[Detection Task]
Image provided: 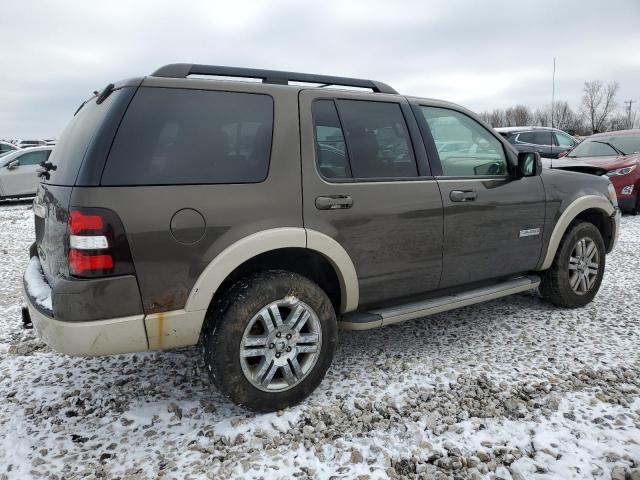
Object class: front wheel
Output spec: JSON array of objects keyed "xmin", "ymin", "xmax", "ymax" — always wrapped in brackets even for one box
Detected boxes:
[
  {"xmin": 540, "ymin": 221, "xmax": 606, "ymax": 308},
  {"xmin": 202, "ymin": 270, "xmax": 337, "ymax": 412}
]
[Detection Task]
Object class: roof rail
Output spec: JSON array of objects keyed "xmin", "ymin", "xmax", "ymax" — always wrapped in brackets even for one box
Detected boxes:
[{"xmin": 151, "ymin": 63, "xmax": 398, "ymax": 95}]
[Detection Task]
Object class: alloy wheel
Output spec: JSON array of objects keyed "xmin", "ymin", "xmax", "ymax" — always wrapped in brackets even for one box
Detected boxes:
[
  {"xmin": 568, "ymin": 237, "xmax": 599, "ymax": 295},
  {"xmin": 239, "ymin": 297, "xmax": 322, "ymax": 392}
]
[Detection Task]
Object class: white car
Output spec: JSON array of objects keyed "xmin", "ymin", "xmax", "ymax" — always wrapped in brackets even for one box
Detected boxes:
[
  {"xmin": 0, "ymin": 146, "xmax": 53, "ymax": 200},
  {"xmin": 0, "ymin": 141, "xmax": 19, "ymax": 156}
]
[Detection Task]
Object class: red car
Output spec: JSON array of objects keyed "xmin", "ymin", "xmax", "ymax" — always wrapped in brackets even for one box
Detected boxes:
[{"xmin": 559, "ymin": 129, "xmax": 640, "ymax": 214}]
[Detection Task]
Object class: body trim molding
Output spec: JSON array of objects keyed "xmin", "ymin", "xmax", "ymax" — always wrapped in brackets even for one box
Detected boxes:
[
  {"xmin": 538, "ymin": 195, "xmax": 614, "ymax": 270},
  {"xmin": 306, "ymin": 229, "xmax": 359, "ymax": 313},
  {"xmin": 185, "ymin": 227, "xmax": 359, "ymax": 314}
]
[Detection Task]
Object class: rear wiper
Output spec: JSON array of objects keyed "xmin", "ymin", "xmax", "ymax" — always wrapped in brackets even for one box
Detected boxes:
[
  {"xmin": 96, "ymin": 83, "xmax": 115, "ymax": 104},
  {"xmin": 73, "ymin": 83, "xmax": 114, "ymax": 116},
  {"xmin": 592, "ymin": 140, "xmax": 626, "ymax": 156}
]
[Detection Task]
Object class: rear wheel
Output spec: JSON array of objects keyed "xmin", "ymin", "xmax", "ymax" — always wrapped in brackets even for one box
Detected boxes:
[
  {"xmin": 202, "ymin": 270, "xmax": 337, "ymax": 412},
  {"xmin": 540, "ymin": 221, "xmax": 605, "ymax": 308}
]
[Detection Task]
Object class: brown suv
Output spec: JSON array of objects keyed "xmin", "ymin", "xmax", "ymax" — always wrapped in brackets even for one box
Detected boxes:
[{"xmin": 23, "ymin": 64, "xmax": 620, "ymax": 411}]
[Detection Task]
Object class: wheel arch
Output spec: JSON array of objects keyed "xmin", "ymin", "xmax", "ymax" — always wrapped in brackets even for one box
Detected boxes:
[
  {"xmin": 538, "ymin": 195, "xmax": 615, "ymax": 270},
  {"xmin": 185, "ymin": 227, "xmax": 359, "ymax": 315}
]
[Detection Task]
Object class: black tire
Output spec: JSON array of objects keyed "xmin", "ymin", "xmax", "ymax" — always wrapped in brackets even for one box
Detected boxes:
[
  {"xmin": 539, "ymin": 221, "xmax": 606, "ymax": 308},
  {"xmin": 202, "ymin": 270, "xmax": 337, "ymax": 412},
  {"xmin": 631, "ymin": 195, "xmax": 640, "ymax": 216}
]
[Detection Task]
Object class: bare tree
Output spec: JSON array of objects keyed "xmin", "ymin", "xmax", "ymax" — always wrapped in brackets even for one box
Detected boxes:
[
  {"xmin": 534, "ymin": 107, "xmax": 550, "ymax": 127},
  {"xmin": 551, "ymin": 101, "xmax": 584, "ymax": 133},
  {"xmin": 609, "ymin": 113, "xmax": 629, "ymax": 132},
  {"xmin": 581, "ymin": 80, "xmax": 619, "ymax": 133},
  {"xmin": 479, "ymin": 109, "xmax": 507, "ymax": 128},
  {"xmin": 505, "ymin": 105, "xmax": 532, "ymax": 126},
  {"xmin": 488, "ymin": 109, "xmax": 506, "ymax": 127}
]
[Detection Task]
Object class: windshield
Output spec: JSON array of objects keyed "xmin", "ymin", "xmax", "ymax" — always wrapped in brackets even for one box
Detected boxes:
[{"xmin": 569, "ymin": 134, "xmax": 640, "ymax": 158}]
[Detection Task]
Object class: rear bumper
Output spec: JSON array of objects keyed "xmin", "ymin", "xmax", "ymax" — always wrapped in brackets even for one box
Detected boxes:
[
  {"xmin": 23, "ymin": 255, "xmax": 205, "ymax": 356},
  {"xmin": 24, "ymin": 293, "xmax": 148, "ymax": 356},
  {"xmin": 23, "ymin": 255, "xmax": 149, "ymax": 356}
]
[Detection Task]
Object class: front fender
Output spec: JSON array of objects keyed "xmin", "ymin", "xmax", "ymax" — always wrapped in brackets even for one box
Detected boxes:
[{"xmin": 537, "ymin": 195, "xmax": 615, "ymax": 270}]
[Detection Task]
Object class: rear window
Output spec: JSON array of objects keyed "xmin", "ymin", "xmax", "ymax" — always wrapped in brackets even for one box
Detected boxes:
[
  {"xmin": 101, "ymin": 88, "xmax": 273, "ymax": 186},
  {"xmin": 45, "ymin": 88, "xmax": 132, "ymax": 186},
  {"xmin": 516, "ymin": 132, "xmax": 536, "ymax": 144}
]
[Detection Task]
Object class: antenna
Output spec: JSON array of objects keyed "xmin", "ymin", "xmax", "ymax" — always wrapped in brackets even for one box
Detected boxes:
[
  {"xmin": 624, "ymin": 99, "xmax": 636, "ymax": 129},
  {"xmin": 551, "ymin": 58, "xmax": 556, "ymax": 130},
  {"xmin": 550, "ymin": 58, "xmax": 556, "ymax": 162}
]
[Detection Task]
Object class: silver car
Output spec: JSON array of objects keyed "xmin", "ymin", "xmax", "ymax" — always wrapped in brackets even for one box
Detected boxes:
[{"xmin": 0, "ymin": 146, "xmax": 52, "ymax": 200}]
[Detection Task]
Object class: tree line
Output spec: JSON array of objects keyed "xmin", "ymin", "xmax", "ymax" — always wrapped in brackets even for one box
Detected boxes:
[{"xmin": 478, "ymin": 80, "xmax": 637, "ymax": 135}]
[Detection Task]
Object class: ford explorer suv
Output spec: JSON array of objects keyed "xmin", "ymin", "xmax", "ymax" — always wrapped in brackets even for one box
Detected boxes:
[{"xmin": 23, "ymin": 64, "xmax": 620, "ymax": 412}]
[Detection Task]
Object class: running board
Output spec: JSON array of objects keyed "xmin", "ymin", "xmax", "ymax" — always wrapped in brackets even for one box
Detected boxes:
[{"xmin": 340, "ymin": 275, "xmax": 540, "ymax": 331}]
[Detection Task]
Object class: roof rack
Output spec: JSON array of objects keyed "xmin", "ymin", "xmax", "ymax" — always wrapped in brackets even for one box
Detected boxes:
[{"xmin": 151, "ymin": 63, "xmax": 398, "ymax": 95}]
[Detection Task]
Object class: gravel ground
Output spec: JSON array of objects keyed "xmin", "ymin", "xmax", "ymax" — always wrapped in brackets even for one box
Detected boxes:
[{"xmin": 1, "ymin": 200, "xmax": 640, "ymax": 480}]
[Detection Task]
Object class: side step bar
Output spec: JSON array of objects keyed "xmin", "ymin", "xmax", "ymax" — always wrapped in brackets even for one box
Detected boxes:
[{"xmin": 340, "ymin": 275, "xmax": 540, "ymax": 331}]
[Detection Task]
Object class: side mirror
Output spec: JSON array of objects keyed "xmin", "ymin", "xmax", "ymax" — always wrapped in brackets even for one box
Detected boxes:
[
  {"xmin": 6, "ymin": 160, "xmax": 19, "ymax": 169},
  {"xmin": 514, "ymin": 151, "xmax": 542, "ymax": 179}
]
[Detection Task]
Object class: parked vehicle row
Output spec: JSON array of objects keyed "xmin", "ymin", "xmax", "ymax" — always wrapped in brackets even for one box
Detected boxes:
[
  {"xmin": 0, "ymin": 146, "xmax": 53, "ymax": 200},
  {"xmin": 2, "ymin": 139, "xmax": 56, "ymax": 148},
  {"xmin": 22, "ymin": 64, "xmax": 619, "ymax": 412}
]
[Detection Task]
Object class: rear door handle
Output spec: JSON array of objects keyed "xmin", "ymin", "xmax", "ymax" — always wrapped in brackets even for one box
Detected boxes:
[
  {"xmin": 450, "ymin": 190, "xmax": 477, "ymax": 202},
  {"xmin": 315, "ymin": 195, "xmax": 353, "ymax": 210}
]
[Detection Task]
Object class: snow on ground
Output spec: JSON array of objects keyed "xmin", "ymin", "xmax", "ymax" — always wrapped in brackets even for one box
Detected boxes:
[{"xmin": 1, "ymin": 199, "xmax": 640, "ymax": 480}]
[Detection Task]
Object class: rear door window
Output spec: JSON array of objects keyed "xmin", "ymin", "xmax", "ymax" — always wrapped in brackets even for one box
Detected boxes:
[
  {"xmin": 101, "ymin": 88, "xmax": 273, "ymax": 185},
  {"xmin": 311, "ymin": 99, "xmax": 418, "ymax": 180},
  {"xmin": 534, "ymin": 131, "xmax": 555, "ymax": 146},
  {"xmin": 337, "ymin": 100, "xmax": 417, "ymax": 179},
  {"xmin": 312, "ymin": 100, "xmax": 351, "ymax": 179}
]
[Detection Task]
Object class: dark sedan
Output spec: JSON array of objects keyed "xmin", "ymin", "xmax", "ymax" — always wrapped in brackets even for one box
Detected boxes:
[{"xmin": 495, "ymin": 126, "xmax": 578, "ymax": 159}]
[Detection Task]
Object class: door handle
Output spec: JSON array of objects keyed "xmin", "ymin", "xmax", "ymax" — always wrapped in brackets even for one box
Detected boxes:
[
  {"xmin": 450, "ymin": 190, "xmax": 477, "ymax": 202},
  {"xmin": 315, "ymin": 195, "xmax": 353, "ymax": 210}
]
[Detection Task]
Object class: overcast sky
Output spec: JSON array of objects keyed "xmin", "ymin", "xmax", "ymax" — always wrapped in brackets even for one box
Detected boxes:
[{"xmin": 1, "ymin": 0, "xmax": 639, "ymax": 138}]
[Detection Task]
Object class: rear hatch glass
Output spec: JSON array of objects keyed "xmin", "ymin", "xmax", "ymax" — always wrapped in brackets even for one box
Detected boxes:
[{"xmin": 44, "ymin": 88, "xmax": 134, "ymax": 186}]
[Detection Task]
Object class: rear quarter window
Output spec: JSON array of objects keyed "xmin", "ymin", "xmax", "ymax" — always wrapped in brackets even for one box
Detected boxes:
[{"xmin": 101, "ymin": 88, "xmax": 274, "ymax": 185}]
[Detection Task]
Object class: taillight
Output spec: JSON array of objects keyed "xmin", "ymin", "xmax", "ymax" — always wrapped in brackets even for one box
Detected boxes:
[
  {"xmin": 69, "ymin": 210, "xmax": 104, "ymax": 234},
  {"xmin": 67, "ymin": 207, "xmax": 134, "ymax": 278}
]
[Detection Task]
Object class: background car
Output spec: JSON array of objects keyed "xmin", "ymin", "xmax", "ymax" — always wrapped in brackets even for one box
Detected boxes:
[
  {"xmin": 556, "ymin": 129, "xmax": 640, "ymax": 214},
  {"xmin": 0, "ymin": 146, "xmax": 52, "ymax": 200},
  {"xmin": 13, "ymin": 139, "xmax": 46, "ymax": 149},
  {"xmin": 495, "ymin": 126, "xmax": 578, "ymax": 158},
  {"xmin": 0, "ymin": 141, "xmax": 20, "ymax": 156}
]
